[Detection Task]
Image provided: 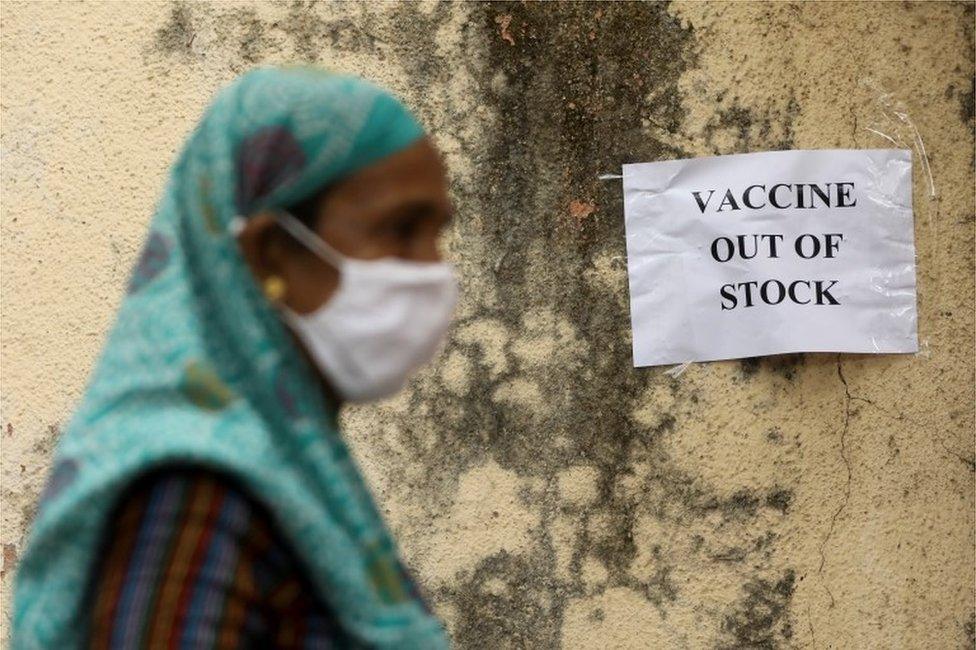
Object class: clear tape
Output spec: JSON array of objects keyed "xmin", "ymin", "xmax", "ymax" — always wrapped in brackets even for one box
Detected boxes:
[
  {"xmin": 860, "ymin": 78, "xmax": 935, "ymax": 199},
  {"xmin": 611, "ymin": 172, "xmax": 698, "ymax": 375},
  {"xmin": 605, "ymin": 171, "xmax": 698, "ymax": 377},
  {"xmin": 664, "ymin": 362, "xmax": 692, "ymax": 378},
  {"xmin": 860, "ymin": 77, "xmax": 937, "ymax": 360}
]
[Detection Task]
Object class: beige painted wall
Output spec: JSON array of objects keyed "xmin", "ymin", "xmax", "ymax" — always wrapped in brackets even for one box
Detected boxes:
[{"xmin": 2, "ymin": 1, "xmax": 973, "ymax": 647}]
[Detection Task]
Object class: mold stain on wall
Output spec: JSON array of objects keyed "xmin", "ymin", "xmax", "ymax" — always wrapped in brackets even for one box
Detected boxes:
[{"xmin": 142, "ymin": 4, "xmax": 806, "ymax": 646}]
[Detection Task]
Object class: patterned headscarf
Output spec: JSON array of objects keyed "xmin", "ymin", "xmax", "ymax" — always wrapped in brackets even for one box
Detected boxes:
[{"xmin": 12, "ymin": 65, "xmax": 448, "ymax": 649}]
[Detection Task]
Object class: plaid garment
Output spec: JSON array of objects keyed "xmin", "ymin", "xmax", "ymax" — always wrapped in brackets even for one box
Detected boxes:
[{"xmin": 88, "ymin": 469, "xmax": 350, "ymax": 649}]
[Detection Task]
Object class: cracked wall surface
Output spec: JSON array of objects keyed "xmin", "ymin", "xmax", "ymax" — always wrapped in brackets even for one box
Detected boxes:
[{"xmin": 2, "ymin": 1, "xmax": 974, "ymax": 647}]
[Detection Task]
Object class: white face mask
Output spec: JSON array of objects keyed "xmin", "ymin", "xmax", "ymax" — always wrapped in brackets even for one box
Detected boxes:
[{"xmin": 232, "ymin": 211, "xmax": 458, "ymax": 403}]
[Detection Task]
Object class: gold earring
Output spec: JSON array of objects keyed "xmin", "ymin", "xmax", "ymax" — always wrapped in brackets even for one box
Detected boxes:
[{"xmin": 263, "ymin": 275, "xmax": 287, "ymax": 303}]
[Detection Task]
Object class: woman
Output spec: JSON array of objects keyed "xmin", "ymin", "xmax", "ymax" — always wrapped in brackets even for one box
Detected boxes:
[{"xmin": 12, "ymin": 65, "xmax": 456, "ymax": 649}]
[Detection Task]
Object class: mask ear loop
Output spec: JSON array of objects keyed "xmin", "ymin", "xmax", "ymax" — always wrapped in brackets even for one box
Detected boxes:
[
  {"xmin": 227, "ymin": 212, "xmax": 346, "ymax": 270},
  {"xmin": 272, "ymin": 209, "xmax": 347, "ymax": 271},
  {"xmin": 274, "ymin": 210, "xmax": 346, "ymax": 271},
  {"xmin": 228, "ymin": 215, "xmax": 248, "ymax": 237}
]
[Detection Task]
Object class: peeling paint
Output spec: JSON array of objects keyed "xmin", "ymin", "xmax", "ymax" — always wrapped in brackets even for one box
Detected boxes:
[{"xmin": 0, "ymin": 545, "xmax": 17, "ymax": 582}]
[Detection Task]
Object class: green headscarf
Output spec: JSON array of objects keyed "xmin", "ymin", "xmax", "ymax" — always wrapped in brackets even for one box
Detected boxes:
[{"xmin": 12, "ymin": 64, "xmax": 448, "ymax": 649}]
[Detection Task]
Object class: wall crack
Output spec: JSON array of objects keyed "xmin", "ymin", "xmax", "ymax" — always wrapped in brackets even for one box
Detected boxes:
[{"xmin": 817, "ymin": 357, "xmax": 854, "ymax": 608}]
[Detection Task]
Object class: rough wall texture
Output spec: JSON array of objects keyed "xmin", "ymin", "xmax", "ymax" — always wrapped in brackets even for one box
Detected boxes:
[{"xmin": 2, "ymin": 1, "xmax": 974, "ymax": 647}]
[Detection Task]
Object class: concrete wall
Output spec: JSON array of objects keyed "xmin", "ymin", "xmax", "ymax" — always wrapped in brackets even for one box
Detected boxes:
[{"xmin": 2, "ymin": 1, "xmax": 973, "ymax": 647}]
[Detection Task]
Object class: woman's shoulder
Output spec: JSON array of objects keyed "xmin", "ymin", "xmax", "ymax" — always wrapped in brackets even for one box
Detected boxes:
[{"xmin": 103, "ymin": 464, "xmax": 277, "ymax": 553}]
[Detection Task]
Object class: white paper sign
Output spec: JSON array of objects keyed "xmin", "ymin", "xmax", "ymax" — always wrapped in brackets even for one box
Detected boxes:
[{"xmin": 622, "ymin": 149, "xmax": 918, "ymax": 367}]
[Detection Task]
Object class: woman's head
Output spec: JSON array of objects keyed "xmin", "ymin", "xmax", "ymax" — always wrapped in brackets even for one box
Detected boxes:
[
  {"xmin": 235, "ymin": 136, "xmax": 454, "ymax": 315},
  {"xmin": 126, "ymin": 64, "xmax": 457, "ymax": 406},
  {"xmin": 213, "ymin": 69, "xmax": 457, "ymax": 403},
  {"xmin": 235, "ymin": 137, "xmax": 456, "ymax": 403}
]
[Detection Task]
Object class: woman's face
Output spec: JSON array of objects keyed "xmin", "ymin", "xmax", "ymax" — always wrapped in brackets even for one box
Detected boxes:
[{"xmin": 237, "ymin": 137, "xmax": 454, "ymax": 313}]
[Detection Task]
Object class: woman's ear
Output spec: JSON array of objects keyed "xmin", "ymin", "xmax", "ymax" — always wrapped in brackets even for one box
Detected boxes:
[
  {"xmin": 233, "ymin": 211, "xmax": 341, "ymax": 314},
  {"xmin": 235, "ymin": 211, "xmax": 288, "ymax": 283}
]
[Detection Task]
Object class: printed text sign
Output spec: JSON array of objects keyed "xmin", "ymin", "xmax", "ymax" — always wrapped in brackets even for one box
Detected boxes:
[{"xmin": 622, "ymin": 149, "xmax": 918, "ymax": 367}]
